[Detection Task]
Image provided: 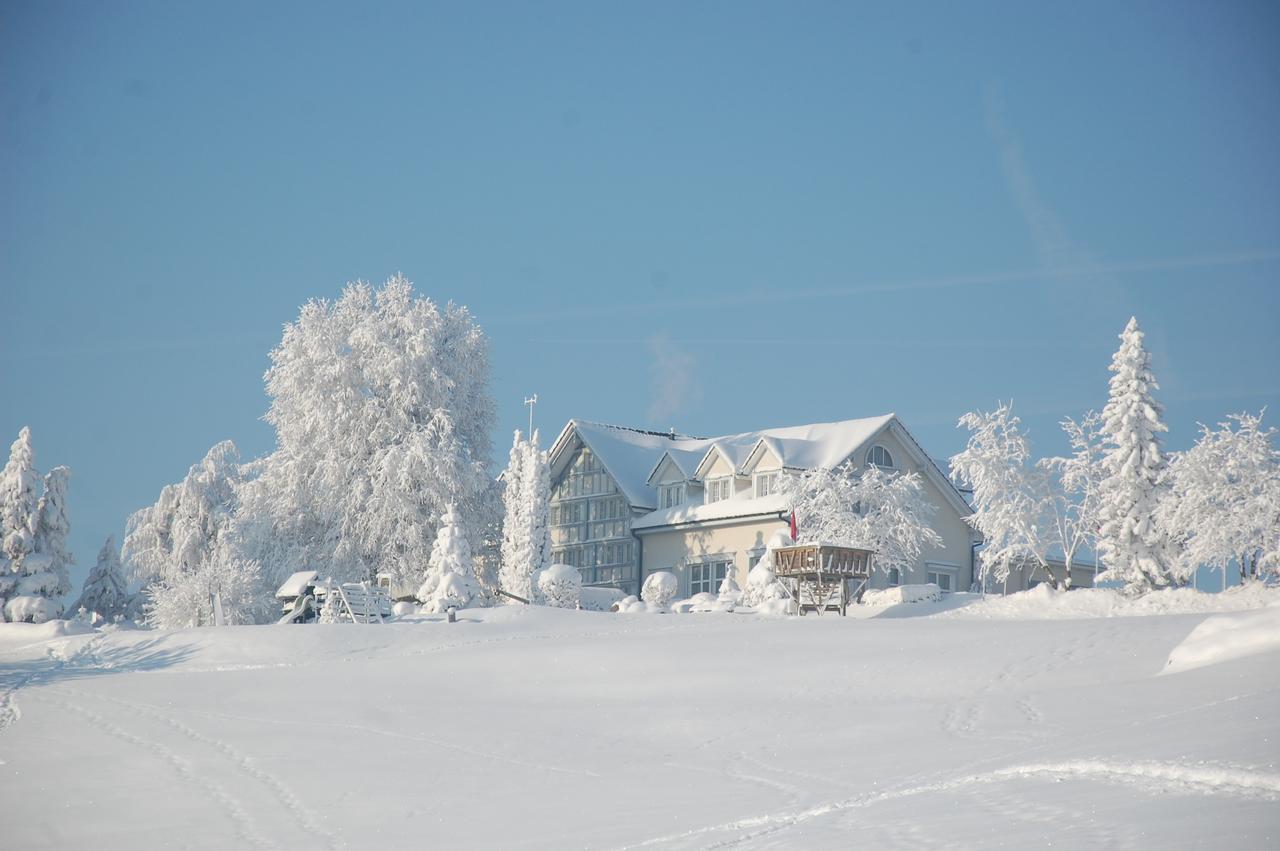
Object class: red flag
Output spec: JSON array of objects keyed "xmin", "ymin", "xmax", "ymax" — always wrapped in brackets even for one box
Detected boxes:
[{"xmin": 789, "ymin": 510, "xmax": 798, "ymax": 542}]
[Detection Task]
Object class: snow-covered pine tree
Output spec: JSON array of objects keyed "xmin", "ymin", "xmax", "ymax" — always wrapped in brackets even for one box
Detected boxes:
[
  {"xmin": 0, "ymin": 427, "xmax": 40, "ymax": 615},
  {"xmin": 124, "ymin": 441, "xmax": 265, "ymax": 626},
  {"xmin": 73, "ymin": 536, "xmax": 131, "ymax": 622},
  {"xmin": 14, "ymin": 465, "xmax": 75, "ymax": 618},
  {"xmin": 417, "ymin": 505, "xmax": 480, "ymax": 613},
  {"xmin": 235, "ymin": 276, "xmax": 497, "ymax": 594},
  {"xmin": 499, "ymin": 431, "xmax": 530, "ymax": 600},
  {"xmin": 1158, "ymin": 411, "xmax": 1280, "ymax": 584},
  {"xmin": 1095, "ymin": 317, "xmax": 1176, "ymax": 592}
]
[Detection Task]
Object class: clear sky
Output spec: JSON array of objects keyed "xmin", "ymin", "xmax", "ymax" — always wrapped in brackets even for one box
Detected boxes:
[{"xmin": 3, "ymin": 1, "xmax": 1278, "ymax": 593}]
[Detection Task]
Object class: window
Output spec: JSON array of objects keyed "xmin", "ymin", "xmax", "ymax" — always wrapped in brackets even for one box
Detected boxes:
[
  {"xmin": 926, "ymin": 566, "xmax": 956, "ymax": 592},
  {"xmin": 754, "ymin": 471, "xmax": 780, "ymax": 498},
  {"xmin": 887, "ymin": 567, "xmax": 901, "ymax": 586},
  {"xmin": 705, "ymin": 477, "xmax": 732, "ymax": 503},
  {"xmin": 690, "ymin": 559, "xmax": 731, "ymax": 595},
  {"xmin": 748, "ymin": 549, "xmax": 767, "ymax": 569},
  {"xmin": 866, "ymin": 445, "xmax": 895, "ymax": 470},
  {"xmin": 661, "ymin": 483, "xmax": 685, "ymax": 509}
]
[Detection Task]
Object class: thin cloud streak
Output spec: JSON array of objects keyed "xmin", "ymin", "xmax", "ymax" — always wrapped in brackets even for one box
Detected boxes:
[{"xmin": 483, "ymin": 249, "xmax": 1280, "ymax": 327}]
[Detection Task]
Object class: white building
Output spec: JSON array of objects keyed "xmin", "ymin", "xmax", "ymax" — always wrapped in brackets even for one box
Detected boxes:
[{"xmin": 547, "ymin": 414, "xmax": 979, "ymax": 598}]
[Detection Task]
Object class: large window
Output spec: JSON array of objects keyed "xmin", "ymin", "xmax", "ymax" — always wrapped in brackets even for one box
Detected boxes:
[
  {"xmin": 754, "ymin": 471, "xmax": 780, "ymax": 498},
  {"xmin": 661, "ymin": 483, "xmax": 685, "ymax": 509},
  {"xmin": 550, "ymin": 445, "xmax": 636, "ymax": 590},
  {"xmin": 866, "ymin": 445, "xmax": 895, "ymax": 470},
  {"xmin": 690, "ymin": 560, "xmax": 731, "ymax": 595},
  {"xmin": 705, "ymin": 477, "xmax": 732, "ymax": 503},
  {"xmin": 926, "ymin": 565, "xmax": 956, "ymax": 592}
]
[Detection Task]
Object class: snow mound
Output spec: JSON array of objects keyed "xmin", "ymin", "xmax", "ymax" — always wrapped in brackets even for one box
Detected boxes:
[
  {"xmin": 941, "ymin": 583, "xmax": 1280, "ymax": 621},
  {"xmin": 862, "ymin": 583, "xmax": 942, "ymax": 607},
  {"xmin": 0, "ymin": 618, "xmax": 97, "ymax": 650},
  {"xmin": 1163, "ymin": 603, "xmax": 1280, "ymax": 674}
]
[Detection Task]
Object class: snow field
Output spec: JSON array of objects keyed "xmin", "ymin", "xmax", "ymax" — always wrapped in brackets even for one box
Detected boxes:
[{"xmin": 1, "ymin": 598, "xmax": 1278, "ymax": 849}]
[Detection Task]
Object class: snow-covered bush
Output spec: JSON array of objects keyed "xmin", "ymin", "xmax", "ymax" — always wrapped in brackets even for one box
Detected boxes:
[
  {"xmin": 143, "ymin": 534, "xmax": 267, "ymax": 628},
  {"xmin": 536, "ymin": 563, "xmax": 581, "ymax": 609},
  {"xmin": 391, "ymin": 601, "xmax": 417, "ymax": 618},
  {"xmin": 641, "ymin": 571, "xmax": 678, "ymax": 610},
  {"xmin": 741, "ymin": 552, "xmax": 787, "ymax": 608},
  {"xmin": 417, "ymin": 506, "xmax": 481, "ymax": 613},
  {"xmin": 716, "ymin": 568, "xmax": 742, "ymax": 608},
  {"xmin": 4, "ymin": 595, "xmax": 52, "ymax": 624}
]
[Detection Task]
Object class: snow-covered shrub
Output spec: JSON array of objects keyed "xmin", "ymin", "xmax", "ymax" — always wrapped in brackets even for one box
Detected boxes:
[
  {"xmin": 417, "ymin": 507, "xmax": 481, "ymax": 613},
  {"xmin": 861, "ymin": 583, "xmax": 943, "ymax": 606},
  {"xmin": 143, "ymin": 536, "xmax": 267, "ymax": 629},
  {"xmin": 536, "ymin": 564, "xmax": 582, "ymax": 609},
  {"xmin": 742, "ymin": 554, "xmax": 786, "ymax": 608},
  {"xmin": 610, "ymin": 595, "xmax": 640, "ymax": 612},
  {"xmin": 318, "ymin": 584, "xmax": 343, "ymax": 624},
  {"xmin": 4, "ymin": 595, "xmax": 52, "ymax": 624},
  {"xmin": 641, "ymin": 571, "xmax": 678, "ymax": 610},
  {"xmin": 391, "ymin": 601, "xmax": 417, "ymax": 618},
  {"xmin": 716, "ymin": 569, "xmax": 742, "ymax": 608},
  {"xmin": 581, "ymin": 586, "xmax": 626, "ymax": 611}
]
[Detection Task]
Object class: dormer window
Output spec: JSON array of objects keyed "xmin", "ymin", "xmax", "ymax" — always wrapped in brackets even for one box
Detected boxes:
[
  {"xmin": 866, "ymin": 445, "xmax": 895, "ymax": 470},
  {"xmin": 660, "ymin": 483, "xmax": 685, "ymax": 509},
  {"xmin": 705, "ymin": 477, "xmax": 732, "ymax": 504},
  {"xmin": 754, "ymin": 471, "xmax": 780, "ymax": 498}
]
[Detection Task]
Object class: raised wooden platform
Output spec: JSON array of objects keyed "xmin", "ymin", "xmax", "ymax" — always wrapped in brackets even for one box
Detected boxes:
[{"xmin": 772, "ymin": 544, "xmax": 873, "ymax": 616}]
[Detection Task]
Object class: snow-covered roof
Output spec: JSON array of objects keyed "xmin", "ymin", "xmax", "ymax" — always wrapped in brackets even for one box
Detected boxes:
[
  {"xmin": 552, "ymin": 414, "xmax": 904, "ymax": 511},
  {"xmin": 632, "ymin": 492, "xmax": 790, "ymax": 531}
]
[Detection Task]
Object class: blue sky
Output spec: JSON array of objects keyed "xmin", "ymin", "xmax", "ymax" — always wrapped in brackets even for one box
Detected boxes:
[{"xmin": 3, "ymin": 1, "xmax": 1278, "ymax": 592}]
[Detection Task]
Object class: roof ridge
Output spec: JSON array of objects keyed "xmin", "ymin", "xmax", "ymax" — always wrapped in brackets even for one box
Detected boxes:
[{"xmin": 572, "ymin": 418, "xmax": 706, "ymax": 441}]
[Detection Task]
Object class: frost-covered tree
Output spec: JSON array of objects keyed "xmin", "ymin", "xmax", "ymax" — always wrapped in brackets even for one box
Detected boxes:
[
  {"xmin": 1039, "ymin": 412, "xmax": 1106, "ymax": 588},
  {"xmin": 13, "ymin": 466, "xmax": 75, "ymax": 617},
  {"xmin": 951, "ymin": 403, "xmax": 1050, "ymax": 588},
  {"xmin": 144, "ymin": 530, "xmax": 266, "ymax": 628},
  {"xmin": 73, "ymin": 536, "xmax": 131, "ymax": 622},
  {"xmin": 236, "ymin": 275, "xmax": 497, "ymax": 593},
  {"xmin": 782, "ymin": 462, "xmax": 942, "ymax": 580},
  {"xmin": 0, "ymin": 427, "xmax": 40, "ymax": 613},
  {"xmin": 1096, "ymin": 317, "xmax": 1176, "ymax": 592},
  {"xmin": 499, "ymin": 430, "xmax": 551, "ymax": 602},
  {"xmin": 417, "ymin": 506, "xmax": 481, "ymax": 612},
  {"xmin": 124, "ymin": 441, "xmax": 264, "ymax": 626},
  {"xmin": 1159, "ymin": 411, "xmax": 1280, "ymax": 584},
  {"xmin": 536, "ymin": 563, "xmax": 582, "ymax": 609}
]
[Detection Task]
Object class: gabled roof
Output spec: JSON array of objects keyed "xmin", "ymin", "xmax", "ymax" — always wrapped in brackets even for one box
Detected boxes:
[{"xmin": 548, "ymin": 413, "xmax": 972, "ymax": 518}]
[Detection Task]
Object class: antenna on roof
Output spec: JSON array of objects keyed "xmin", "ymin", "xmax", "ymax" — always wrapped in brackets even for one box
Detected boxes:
[
  {"xmin": 668, "ymin": 426, "xmax": 676, "ymax": 438},
  {"xmin": 524, "ymin": 394, "xmax": 538, "ymax": 438}
]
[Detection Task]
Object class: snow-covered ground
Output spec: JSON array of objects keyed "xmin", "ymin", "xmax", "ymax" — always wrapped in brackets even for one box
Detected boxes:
[{"xmin": 2, "ymin": 589, "xmax": 1278, "ymax": 849}]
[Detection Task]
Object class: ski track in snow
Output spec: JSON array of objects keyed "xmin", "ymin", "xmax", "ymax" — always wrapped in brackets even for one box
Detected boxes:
[
  {"xmin": 52, "ymin": 685, "xmax": 341, "ymax": 850},
  {"xmin": 41, "ymin": 695, "xmax": 276, "ymax": 850},
  {"xmin": 617, "ymin": 758, "xmax": 1280, "ymax": 850}
]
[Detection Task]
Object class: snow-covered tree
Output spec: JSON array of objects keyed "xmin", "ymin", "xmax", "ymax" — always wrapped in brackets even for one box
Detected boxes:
[
  {"xmin": 782, "ymin": 462, "xmax": 942, "ymax": 580},
  {"xmin": 499, "ymin": 430, "xmax": 552, "ymax": 603},
  {"xmin": 1039, "ymin": 412, "xmax": 1106, "ymax": 588},
  {"xmin": 1095, "ymin": 317, "xmax": 1176, "ymax": 592},
  {"xmin": 235, "ymin": 275, "xmax": 497, "ymax": 593},
  {"xmin": 0, "ymin": 426, "xmax": 40, "ymax": 612},
  {"xmin": 73, "ymin": 536, "xmax": 131, "ymax": 622},
  {"xmin": 716, "ymin": 567, "xmax": 742, "ymax": 607},
  {"xmin": 951, "ymin": 403, "xmax": 1050, "ymax": 588},
  {"xmin": 144, "ymin": 530, "xmax": 266, "ymax": 628},
  {"xmin": 12, "ymin": 465, "xmax": 75, "ymax": 618},
  {"xmin": 536, "ymin": 563, "xmax": 582, "ymax": 609},
  {"xmin": 417, "ymin": 506, "xmax": 481, "ymax": 612},
  {"xmin": 1159, "ymin": 411, "xmax": 1280, "ymax": 584},
  {"xmin": 124, "ymin": 441, "xmax": 264, "ymax": 626}
]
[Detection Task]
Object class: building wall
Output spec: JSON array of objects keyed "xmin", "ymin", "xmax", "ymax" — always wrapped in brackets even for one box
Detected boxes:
[
  {"xmin": 639, "ymin": 517, "xmax": 788, "ymax": 596},
  {"xmin": 548, "ymin": 442, "xmax": 640, "ymax": 594}
]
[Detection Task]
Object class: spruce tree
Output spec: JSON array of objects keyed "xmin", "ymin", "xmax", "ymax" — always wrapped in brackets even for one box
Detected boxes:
[
  {"xmin": 1096, "ymin": 317, "xmax": 1175, "ymax": 591},
  {"xmin": 0, "ymin": 427, "xmax": 40, "ymax": 617},
  {"xmin": 74, "ymin": 536, "xmax": 130, "ymax": 622}
]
